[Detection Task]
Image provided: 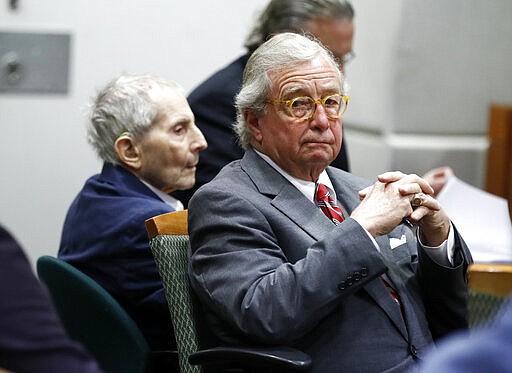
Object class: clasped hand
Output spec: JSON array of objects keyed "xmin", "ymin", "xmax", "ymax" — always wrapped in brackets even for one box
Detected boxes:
[{"xmin": 352, "ymin": 171, "xmax": 450, "ymax": 246}]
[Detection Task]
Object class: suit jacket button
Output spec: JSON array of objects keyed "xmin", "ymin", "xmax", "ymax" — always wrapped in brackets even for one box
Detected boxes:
[
  {"xmin": 409, "ymin": 344, "xmax": 418, "ymax": 357},
  {"xmin": 361, "ymin": 267, "xmax": 368, "ymax": 277},
  {"xmin": 338, "ymin": 281, "xmax": 346, "ymax": 290},
  {"xmin": 346, "ymin": 275, "xmax": 353, "ymax": 286},
  {"xmin": 353, "ymin": 271, "xmax": 361, "ymax": 281}
]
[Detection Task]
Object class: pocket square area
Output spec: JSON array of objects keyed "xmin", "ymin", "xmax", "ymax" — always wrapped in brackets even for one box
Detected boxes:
[{"xmin": 389, "ymin": 234, "xmax": 407, "ymax": 249}]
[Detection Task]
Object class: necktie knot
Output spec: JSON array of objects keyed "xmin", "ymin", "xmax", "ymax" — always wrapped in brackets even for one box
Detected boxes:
[{"xmin": 315, "ymin": 183, "xmax": 344, "ymax": 224}]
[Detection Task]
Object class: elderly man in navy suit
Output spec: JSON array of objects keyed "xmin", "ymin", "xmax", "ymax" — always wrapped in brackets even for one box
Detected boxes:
[
  {"xmin": 59, "ymin": 75, "xmax": 207, "ymax": 352},
  {"xmin": 188, "ymin": 33, "xmax": 472, "ymax": 372}
]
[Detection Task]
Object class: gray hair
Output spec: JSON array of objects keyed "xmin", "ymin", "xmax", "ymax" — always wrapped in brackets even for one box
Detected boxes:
[
  {"xmin": 234, "ymin": 33, "xmax": 343, "ymax": 149},
  {"xmin": 244, "ymin": 0, "xmax": 354, "ymax": 53},
  {"xmin": 87, "ymin": 74, "xmax": 183, "ymax": 165}
]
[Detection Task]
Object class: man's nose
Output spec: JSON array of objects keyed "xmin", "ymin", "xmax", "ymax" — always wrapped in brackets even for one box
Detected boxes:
[
  {"xmin": 310, "ymin": 103, "xmax": 331, "ymax": 129},
  {"xmin": 191, "ymin": 125, "xmax": 208, "ymax": 151}
]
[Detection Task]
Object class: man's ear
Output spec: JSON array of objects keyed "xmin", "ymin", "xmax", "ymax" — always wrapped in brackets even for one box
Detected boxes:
[
  {"xmin": 114, "ymin": 135, "xmax": 141, "ymax": 170},
  {"xmin": 244, "ymin": 109, "xmax": 263, "ymax": 143}
]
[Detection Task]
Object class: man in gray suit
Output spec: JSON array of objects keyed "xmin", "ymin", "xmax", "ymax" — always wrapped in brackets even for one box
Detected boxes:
[{"xmin": 188, "ymin": 33, "xmax": 472, "ymax": 372}]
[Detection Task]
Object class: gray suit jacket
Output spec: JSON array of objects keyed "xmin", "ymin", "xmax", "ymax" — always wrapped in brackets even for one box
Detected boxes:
[{"xmin": 188, "ymin": 148, "xmax": 471, "ymax": 373}]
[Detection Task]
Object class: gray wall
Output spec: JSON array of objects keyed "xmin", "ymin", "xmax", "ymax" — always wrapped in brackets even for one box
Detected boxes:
[
  {"xmin": 1, "ymin": 0, "xmax": 511, "ymax": 266},
  {"xmin": 391, "ymin": 0, "xmax": 512, "ymax": 181},
  {"xmin": 346, "ymin": 0, "xmax": 512, "ymax": 184}
]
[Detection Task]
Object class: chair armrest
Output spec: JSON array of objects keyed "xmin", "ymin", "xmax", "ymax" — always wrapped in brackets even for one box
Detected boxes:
[{"xmin": 188, "ymin": 346, "xmax": 312, "ymax": 371}]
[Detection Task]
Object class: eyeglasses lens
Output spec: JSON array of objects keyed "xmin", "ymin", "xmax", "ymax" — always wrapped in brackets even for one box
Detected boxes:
[{"xmin": 289, "ymin": 95, "xmax": 344, "ymax": 120}]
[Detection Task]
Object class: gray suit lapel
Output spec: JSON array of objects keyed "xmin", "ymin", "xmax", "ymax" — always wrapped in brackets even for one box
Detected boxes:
[
  {"xmin": 272, "ymin": 189, "xmax": 335, "ymax": 240},
  {"xmin": 241, "ymin": 149, "xmax": 338, "ymax": 241},
  {"xmin": 363, "ymin": 279, "xmax": 409, "ymax": 339},
  {"xmin": 327, "ymin": 167, "xmax": 367, "ymax": 216}
]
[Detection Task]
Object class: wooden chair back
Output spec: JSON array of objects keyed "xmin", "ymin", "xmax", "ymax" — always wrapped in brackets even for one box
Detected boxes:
[
  {"xmin": 467, "ymin": 262, "xmax": 512, "ymax": 328},
  {"xmin": 146, "ymin": 209, "xmax": 188, "ymax": 238},
  {"xmin": 485, "ymin": 104, "xmax": 512, "ymax": 218},
  {"xmin": 469, "ymin": 263, "xmax": 512, "ymax": 297},
  {"xmin": 145, "ymin": 210, "xmax": 202, "ymax": 373}
]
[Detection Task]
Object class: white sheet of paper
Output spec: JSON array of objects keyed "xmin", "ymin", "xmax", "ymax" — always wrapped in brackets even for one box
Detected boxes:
[{"xmin": 436, "ymin": 175, "xmax": 512, "ymax": 263}]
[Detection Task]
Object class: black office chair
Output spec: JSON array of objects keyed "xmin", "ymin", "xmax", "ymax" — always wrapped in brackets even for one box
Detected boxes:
[
  {"xmin": 36, "ymin": 255, "xmax": 178, "ymax": 373},
  {"xmin": 145, "ymin": 210, "xmax": 312, "ymax": 373}
]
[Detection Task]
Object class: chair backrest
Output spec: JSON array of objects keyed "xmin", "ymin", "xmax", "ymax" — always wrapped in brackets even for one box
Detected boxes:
[
  {"xmin": 145, "ymin": 210, "xmax": 201, "ymax": 373},
  {"xmin": 485, "ymin": 104, "xmax": 512, "ymax": 218},
  {"xmin": 36, "ymin": 255, "xmax": 151, "ymax": 373},
  {"xmin": 468, "ymin": 262, "xmax": 512, "ymax": 328}
]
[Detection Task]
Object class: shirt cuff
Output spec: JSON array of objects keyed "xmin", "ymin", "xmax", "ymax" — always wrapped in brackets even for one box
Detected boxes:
[{"xmin": 417, "ymin": 222, "xmax": 455, "ymax": 266}]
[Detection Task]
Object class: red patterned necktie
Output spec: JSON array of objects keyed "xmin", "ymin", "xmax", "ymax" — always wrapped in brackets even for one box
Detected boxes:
[
  {"xmin": 382, "ymin": 275, "xmax": 402, "ymax": 311},
  {"xmin": 315, "ymin": 183, "xmax": 345, "ymax": 225}
]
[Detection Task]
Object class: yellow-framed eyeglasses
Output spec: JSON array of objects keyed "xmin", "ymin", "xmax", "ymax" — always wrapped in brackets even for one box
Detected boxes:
[{"xmin": 269, "ymin": 93, "xmax": 350, "ymax": 121}]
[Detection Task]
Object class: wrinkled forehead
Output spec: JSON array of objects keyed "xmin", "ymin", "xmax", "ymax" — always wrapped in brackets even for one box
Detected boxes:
[
  {"xmin": 147, "ymin": 83, "xmax": 183, "ymax": 102},
  {"xmin": 148, "ymin": 85, "xmax": 193, "ymax": 124},
  {"xmin": 269, "ymin": 56, "xmax": 342, "ymax": 97}
]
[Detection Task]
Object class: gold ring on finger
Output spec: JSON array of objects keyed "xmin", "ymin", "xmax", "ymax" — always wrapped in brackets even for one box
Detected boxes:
[{"xmin": 412, "ymin": 193, "xmax": 423, "ymax": 207}]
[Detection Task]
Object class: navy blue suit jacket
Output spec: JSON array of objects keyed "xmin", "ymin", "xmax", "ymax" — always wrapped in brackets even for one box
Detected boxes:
[
  {"xmin": 0, "ymin": 225, "xmax": 102, "ymax": 372},
  {"xmin": 173, "ymin": 53, "xmax": 350, "ymax": 206},
  {"xmin": 58, "ymin": 163, "xmax": 175, "ymax": 350}
]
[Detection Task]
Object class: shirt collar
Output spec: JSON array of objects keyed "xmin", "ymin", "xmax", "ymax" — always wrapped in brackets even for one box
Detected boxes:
[
  {"xmin": 139, "ymin": 179, "xmax": 184, "ymax": 211},
  {"xmin": 254, "ymin": 149, "xmax": 337, "ymax": 204}
]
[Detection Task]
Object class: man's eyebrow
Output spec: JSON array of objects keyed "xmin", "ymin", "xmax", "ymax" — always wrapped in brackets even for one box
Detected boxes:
[
  {"xmin": 320, "ymin": 83, "xmax": 343, "ymax": 92},
  {"xmin": 280, "ymin": 82, "xmax": 342, "ymax": 98},
  {"xmin": 167, "ymin": 117, "xmax": 193, "ymax": 129},
  {"xmin": 281, "ymin": 86, "xmax": 307, "ymax": 98}
]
